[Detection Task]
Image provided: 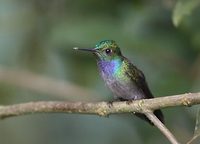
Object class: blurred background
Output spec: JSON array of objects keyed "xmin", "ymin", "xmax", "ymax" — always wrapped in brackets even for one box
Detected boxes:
[{"xmin": 0, "ymin": 0, "xmax": 200, "ymax": 144}]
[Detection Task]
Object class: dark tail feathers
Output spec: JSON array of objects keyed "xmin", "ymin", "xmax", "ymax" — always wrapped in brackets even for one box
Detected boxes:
[{"xmin": 135, "ymin": 109, "xmax": 164, "ymax": 126}]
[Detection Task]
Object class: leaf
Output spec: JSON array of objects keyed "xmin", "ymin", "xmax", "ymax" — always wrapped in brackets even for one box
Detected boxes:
[{"xmin": 172, "ymin": 0, "xmax": 200, "ymax": 27}]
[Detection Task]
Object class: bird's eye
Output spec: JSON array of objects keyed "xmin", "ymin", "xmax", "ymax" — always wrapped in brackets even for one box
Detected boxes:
[{"xmin": 105, "ymin": 48, "xmax": 112, "ymax": 54}]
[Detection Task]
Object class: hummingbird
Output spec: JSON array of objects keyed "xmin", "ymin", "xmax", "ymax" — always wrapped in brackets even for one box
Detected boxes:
[{"xmin": 74, "ymin": 40, "xmax": 164, "ymax": 125}]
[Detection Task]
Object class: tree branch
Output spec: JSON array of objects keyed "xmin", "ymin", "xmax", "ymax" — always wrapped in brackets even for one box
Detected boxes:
[
  {"xmin": 0, "ymin": 92, "xmax": 199, "ymax": 119},
  {"xmin": 1, "ymin": 92, "xmax": 200, "ymax": 144}
]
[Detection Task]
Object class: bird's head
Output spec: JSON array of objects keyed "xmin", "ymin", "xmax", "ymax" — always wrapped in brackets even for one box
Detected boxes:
[{"xmin": 74, "ymin": 40, "xmax": 122, "ymax": 61}]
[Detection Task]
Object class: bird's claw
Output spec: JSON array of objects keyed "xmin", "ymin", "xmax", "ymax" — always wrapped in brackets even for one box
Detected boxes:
[
  {"xmin": 108, "ymin": 101, "xmax": 114, "ymax": 108},
  {"xmin": 126, "ymin": 100, "xmax": 133, "ymax": 105}
]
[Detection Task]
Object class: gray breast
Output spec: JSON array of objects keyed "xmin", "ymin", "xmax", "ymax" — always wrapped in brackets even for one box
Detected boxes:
[{"xmin": 101, "ymin": 72, "xmax": 145, "ymax": 100}]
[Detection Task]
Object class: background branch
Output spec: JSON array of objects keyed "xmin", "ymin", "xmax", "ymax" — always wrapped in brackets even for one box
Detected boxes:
[{"xmin": 0, "ymin": 66, "xmax": 99, "ymax": 101}]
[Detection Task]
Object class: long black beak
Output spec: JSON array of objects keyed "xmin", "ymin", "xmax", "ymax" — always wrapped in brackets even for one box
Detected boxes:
[{"xmin": 73, "ymin": 47, "xmax": 96, "ymax": 53}]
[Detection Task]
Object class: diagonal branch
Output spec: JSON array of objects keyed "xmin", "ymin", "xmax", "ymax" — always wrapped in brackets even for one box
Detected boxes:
[
  {"xmin": 0, "ymin": 92, "xmax": 199, "ymax": 119},
  {"xmin": 145, "ymin": 112, "xmax": 179, "ymax": 144}
]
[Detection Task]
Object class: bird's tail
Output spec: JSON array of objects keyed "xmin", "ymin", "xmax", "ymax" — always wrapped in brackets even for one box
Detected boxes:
[
  {"xmin": 153, "ymin": 109, "xmax": 165, "ymax": 124},
  {"xmin": 135, "ymin": 109, "xmax": 164, "ymax": 125}
]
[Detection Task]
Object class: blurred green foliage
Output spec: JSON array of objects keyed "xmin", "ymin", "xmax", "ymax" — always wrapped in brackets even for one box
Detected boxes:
[
  {"xmin": 173, "ymin": 0, "xmax": 200, "ymax": 27},
  {"xmin": 0, "ymin": 0, "xmax": 200, "ymax": 144}
]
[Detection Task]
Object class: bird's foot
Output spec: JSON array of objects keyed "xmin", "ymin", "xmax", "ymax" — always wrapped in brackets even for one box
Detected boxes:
[
  {"xmin": 126, "ymin": 100, "xmax": 134, "ymax": 105},
  {"xmin": 107, "ymin": 99, "xmax": 121, "ymax": 107},
  {"xmin": 108, "ymin": 100, "xmax": 114, "ymax": 108}
]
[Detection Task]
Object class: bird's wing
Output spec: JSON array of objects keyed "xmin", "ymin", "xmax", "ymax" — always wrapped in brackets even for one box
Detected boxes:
[
  {"xmin": 122, "ymin": 58, "xmax": 165, "ymax": 124},
  {"xmin": 124, "ymin": 58, "xmax": 154, "ymax": 99}
]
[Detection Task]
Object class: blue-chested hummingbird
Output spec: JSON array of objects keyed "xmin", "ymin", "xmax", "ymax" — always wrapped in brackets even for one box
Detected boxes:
[{"xmin": 74, "ymin": 40, "xmax": 164, "ymax": 125}]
